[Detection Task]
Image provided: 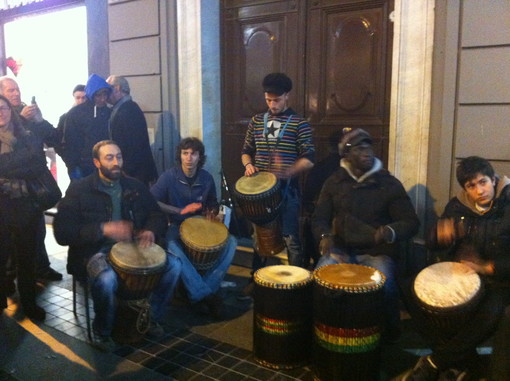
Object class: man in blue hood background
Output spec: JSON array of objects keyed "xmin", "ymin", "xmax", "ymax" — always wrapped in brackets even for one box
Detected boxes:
[{"xmin": 61, "ymin": 74, "xmax": 112, "ymax": 180}]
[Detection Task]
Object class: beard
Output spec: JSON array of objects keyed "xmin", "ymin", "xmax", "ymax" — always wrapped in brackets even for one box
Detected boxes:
[{"xmin": 99, "ymin": 164, "xmax": 122, "ymax": 180}]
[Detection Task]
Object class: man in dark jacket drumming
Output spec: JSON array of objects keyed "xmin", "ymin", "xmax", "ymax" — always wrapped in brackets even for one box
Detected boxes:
[
  {"xmin": 53, "ymin": 140, "xmax": 181, "ymax": 351},
  {"xmin": 403, "ymin": 156, "xmax": 510, "ymax": 381},
  {"xmin": 312, "ymin": 127, "xmax": 420, "ymax": 343}
]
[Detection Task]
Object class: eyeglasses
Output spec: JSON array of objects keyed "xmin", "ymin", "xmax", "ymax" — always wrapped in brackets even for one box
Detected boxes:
[{"xmin": 0, "ymin": 106, "xmax": 11, "ymax": 113}]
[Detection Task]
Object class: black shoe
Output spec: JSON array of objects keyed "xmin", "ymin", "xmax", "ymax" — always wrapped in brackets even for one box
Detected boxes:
[
  {"xmin": 6, "ymin": 279, "xmax": 16, "ymax": 296},
  {"xmin": 37, "ymin": 267, "xmax": 63, "ymax": 281},
  {"xmin": 203, "ymin": 293, "xmax": 224, "ymax": 319},
  {"xmin": 402, "ymin": 356, "xmax": 439, "ymax": 381},
  {"xmin": 146, "ymin": 321, "xmax": 166, "ymax": 340},
  {"xmin": 438, "ymin": 368, "xmax": 468, "ymax": 381},
  {"xmin": 24, "ymin": 305, "xmax": 46, "ymax": 322},
  {"xmin": 237, "ymin": 281, "xmax": 254, "ymax": 301},
  {"xmin": 91, "ymin": 332, "xmax": 116, "ymax": 352}
]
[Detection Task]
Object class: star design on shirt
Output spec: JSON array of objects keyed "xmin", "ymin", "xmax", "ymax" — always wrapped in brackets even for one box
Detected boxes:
[{"xmin": 266, "ymin": 120, "xmax": 281, "ymax": 139}]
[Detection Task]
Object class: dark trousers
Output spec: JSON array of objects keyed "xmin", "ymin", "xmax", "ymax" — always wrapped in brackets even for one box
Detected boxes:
[{"xmin": 0, "ymin": 214, "xmax": 40, "ymax": 310}]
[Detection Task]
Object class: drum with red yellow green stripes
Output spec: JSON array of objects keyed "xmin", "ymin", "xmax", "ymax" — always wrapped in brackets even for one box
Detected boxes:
[
  {"xmin": 253, "ymin": 265, "xmax": 313, "ymax": 369},
  {"xmin": 312, "ymin": 263, "xmax": 386, "ymax": 381}
]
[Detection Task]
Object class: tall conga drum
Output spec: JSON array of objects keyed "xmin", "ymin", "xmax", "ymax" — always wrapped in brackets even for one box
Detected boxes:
[
  {"xmin": 109, "ymin": 242, "xmax": 167, "ymax": 343},
  {"xmin": 179, "ymin": 216, "xmax": 229, "ymax": 272},
  {"xmin": 313, "ymin": 264, "xmax": 386, "ymax": 381},
  {"xmin": 234, "ymin": 171, "xmax": 282, "ymax": 225},
  {"xmin": 413, "ymin": 261, "xmax": 483, "ymax": 340},
  {"xmin": 253, "ymin": 265, "xmax": 313, "ymax": 369}
]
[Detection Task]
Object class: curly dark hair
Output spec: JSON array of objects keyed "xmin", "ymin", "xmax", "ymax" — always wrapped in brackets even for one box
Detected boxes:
[
  {"xmin": 456, "ymin": 156, "xmax": 495, "ymax": 188},
  {"xmin": 175, "ymin": 137, "xmax": 206, "ymax": 169}
]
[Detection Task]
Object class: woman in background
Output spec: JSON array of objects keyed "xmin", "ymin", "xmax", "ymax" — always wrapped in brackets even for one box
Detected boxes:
[{"xmin": 0, "ymin": 94, "xmax": 47, "ymax": 321}]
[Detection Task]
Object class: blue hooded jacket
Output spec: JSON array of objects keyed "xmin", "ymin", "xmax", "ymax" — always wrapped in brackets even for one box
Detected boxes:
[{"xmin": 85, "ymin": 74, "xmax": 111, "ymax": 100}]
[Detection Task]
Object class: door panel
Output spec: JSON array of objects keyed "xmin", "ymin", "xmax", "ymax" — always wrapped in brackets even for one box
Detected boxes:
[
  {"xmin": 306, "ymin": 1, "xmax": 393, "ymax": 162},
  {"xmin": 222, "ymin": 0, "xmax": 305, "ymax": 187},
  {"xmin": 221, "ymin": 0, "xmax": 393, "ymax": 209}
]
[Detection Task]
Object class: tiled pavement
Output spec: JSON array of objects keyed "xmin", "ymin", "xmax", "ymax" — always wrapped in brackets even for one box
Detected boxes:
[{"xmin": 1, "ymin": 225, "xmax": 493, "ymax": 380}]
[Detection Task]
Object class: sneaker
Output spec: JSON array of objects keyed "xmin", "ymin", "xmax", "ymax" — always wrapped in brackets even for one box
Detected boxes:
[
  {"xmin": 236, "ymin": 281, "xmax": 254, "ymax": 301},
  {"xmin": 91, "ymin": 332, "xmax": 116, "ymax": 352},
  {"xmin": 438, "ymin": 368, "xmax": 468, "ymax": 381},
  {"xmin": 36, "ymin": 267, "xmax": 63, "ymax": 281},
  {"xmin": 203, "ymin": 293, "xmax": 224, "ymax": 319},
  {"xmin": 24, "ymin": 304, "xmax": 46, "ymax": 322},
  {"xmin": 146, "ymin": 321, "xmax": 166, "ymax": 339},
  {"xmin": 402, "ymin": 356, "xmax": 439, "ymax": 381}
]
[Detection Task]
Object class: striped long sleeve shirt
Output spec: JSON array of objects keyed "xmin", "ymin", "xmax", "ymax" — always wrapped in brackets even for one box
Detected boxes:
[{"xmin": 241, "ymin": 108, "xmax": 315, "ymax": 179}]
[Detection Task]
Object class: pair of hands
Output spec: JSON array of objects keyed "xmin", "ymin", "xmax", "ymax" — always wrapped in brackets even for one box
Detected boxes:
[
  {"xmin": 20, "ymin": 104, "xmax": 44, "ymax": 123},
  {"xmin": 319, "ymin": 225, "xmax": 393, "ymax": 255},
  {"xmin": 102, "ymin": 221, "xmax": 154, "ymax": 249}
]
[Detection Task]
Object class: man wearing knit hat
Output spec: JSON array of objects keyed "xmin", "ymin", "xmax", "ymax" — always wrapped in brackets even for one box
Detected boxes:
[
  {"xmin": 240, "ymin": 73, "xmax": 315, "ymax": 289},
  {"xmin": 312, "ymin": 127, "xmax": 420, "ymax": 343}
]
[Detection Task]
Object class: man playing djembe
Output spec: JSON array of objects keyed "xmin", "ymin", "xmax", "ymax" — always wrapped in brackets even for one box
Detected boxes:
[
  {"xmin": 312, "ymin": 127, "xmax": 420, "ymax": 344},
  {"xmin": 151, "ymin": 137, "xmax": 237, "ymax": 319},
  {"xmin": 404, "ymin": 156, "xmax": 510, "ymax": 381},
  {"xmin": 53, "ymin": 140, "xmax": 182, "ymax": 351}
]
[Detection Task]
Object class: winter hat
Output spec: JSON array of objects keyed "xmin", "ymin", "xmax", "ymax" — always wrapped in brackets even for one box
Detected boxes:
[{"xmin": 338, "ymin": 128, "xmax": 373, "ymax": 155}]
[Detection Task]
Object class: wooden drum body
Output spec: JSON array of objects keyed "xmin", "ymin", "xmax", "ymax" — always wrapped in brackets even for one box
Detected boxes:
[
  {"xmin": 253, "ymin": 265, "xmax": 313, "ymax": 369},
  {"xmin": 313, "ymin": 264, "xmax": 386, "ymax": 381},
  {"xmin": 234, "ymin": 172, "xmax": 282, "ymax": 225},
  {"xmin": 109, "ymin": 242, "xmax": 167, "ymax": 300},
  {"xmin": 254, "ymin": 219, "xmax": 286, "ymax": 256},
  {"xmin": 413, "ymin": 261, "xmax": 483, "ymax": 340},
  {"xmin": 180, "ymin": 216, "xmax": 228, "ymax": 271}
]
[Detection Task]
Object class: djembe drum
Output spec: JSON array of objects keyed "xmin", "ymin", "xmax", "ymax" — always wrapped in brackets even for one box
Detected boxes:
[
  {"xmin": 413, "ymin": 261, "xmax": 483, "ymax": 340},
  {"xmin": 109, "ymin": 242, "xmax": 167, "ymax": 343},
  {"xmin": 179, "ymin": 216, "xmax": 229, "ymax": 272},
  {"xmin": 234, "ymin": 171, "xmax": 282, "ymax": 225},
  {"xmin": 313, "ymin": 264, "xmax": 386, "ymax": 381},
  {"xmin": 253, "ymin": 265, "xmax": 313, "ymax": 369}
]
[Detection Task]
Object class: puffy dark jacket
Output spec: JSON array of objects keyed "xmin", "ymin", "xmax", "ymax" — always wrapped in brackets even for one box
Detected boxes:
[
  {"xmin": 428, "ymin": 179, "xmax": 510, "ymax": 280},
  {"xmin": 61, "ymin": 101, "xmax": 111, "ymax": 177},
  {"xmin": 312, "ymin": 163, "xmax": 420, "ymax": 258},
  {"xmin": 109, "ymin": 98, "xmax": 158, "ymax": 185},
  {"xmin": 0, "ymin": 130, "xmax": 47, "ymax": 226},
  {"xmin": 53, "ymin": 172, "xmax": 167, "ymax": 277}
]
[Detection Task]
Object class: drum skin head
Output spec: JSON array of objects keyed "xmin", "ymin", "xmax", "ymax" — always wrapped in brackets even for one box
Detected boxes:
[
  {"xmin": 414, "ymin": 261, "xmax": 481, "ymax": 309},
  {"xmin": 313, "ymin": 264, "xmax": 385, "ymax": 292},
  {"xmin": 254, "ymin": 265, "xmax": 312, "ymax": 289},
  {"xmin": 180, "ymin": 216, "xmax": 228, "ymax": 250},
  {"xmin": 235, "ymin": 172, "xmax": 277, "ymax": 195},
  {"xmin": 109, "ymin": 242, "xmax": 166, "ymax": 270}
]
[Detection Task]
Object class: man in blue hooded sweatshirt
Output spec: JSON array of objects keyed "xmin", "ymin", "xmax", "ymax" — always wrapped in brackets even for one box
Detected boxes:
[{"xmin": 61, "ymin": 74, "xmax": 112, "ymax": 180}]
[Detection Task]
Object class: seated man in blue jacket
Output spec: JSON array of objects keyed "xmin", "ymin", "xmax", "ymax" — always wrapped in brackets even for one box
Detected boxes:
[
  {"xmin": 151, "ymin": 137, "xmax": 237, "ymax": 319},
  {"xmin": 54, "ymin": 140, "xmax": 181, "ymax": 351}
]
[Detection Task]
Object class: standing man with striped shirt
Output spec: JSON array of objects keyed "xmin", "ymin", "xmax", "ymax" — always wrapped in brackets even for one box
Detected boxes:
[{"xmin": 241, "ymin": 73, "xmax": 315, "ymax": 274}]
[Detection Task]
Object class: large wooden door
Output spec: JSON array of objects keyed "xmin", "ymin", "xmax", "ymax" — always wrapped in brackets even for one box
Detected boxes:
[{"xmin": 221, "ymin": 0, "xmax": 393, "ymax": 200}]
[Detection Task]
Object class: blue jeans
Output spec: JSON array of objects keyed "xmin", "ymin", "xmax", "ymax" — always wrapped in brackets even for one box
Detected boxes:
[
  {"xmin": 88, "ymin": 252, "xmax": 182, "ymax": 336},
  {"xmin": 316, "ymin": 250, "xmax": 400, "ymax": 332},
  {"xmin": 166, "ymin": 224, "xmax": 237, "ymax": 303}
]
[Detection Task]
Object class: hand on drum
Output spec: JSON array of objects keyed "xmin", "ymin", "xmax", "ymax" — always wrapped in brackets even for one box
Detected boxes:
[
  {"xmin": 244, "ymin": 163, "xmax": 258, "ymax": 177},
  {"xmin": 180, "ymin": 202, "xmax": 202, "ymax": 215},
  {"xmin": 460, "ymin": 259, "xmax": 495, "ymax": 275},
  {"xmin": 319, "ymin": 235, "xmax": 334, "ymax": 256},
  {"xmin": 136, "ymin": 230, "xmax": 155, "ymax": 248},
  {"xmin": 436, "ymin": 218, "xmax": 456, "ymax": 246},
  {"xmin": 102, "ymin": 220, "xmax": 134, "ymax": 241}
]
